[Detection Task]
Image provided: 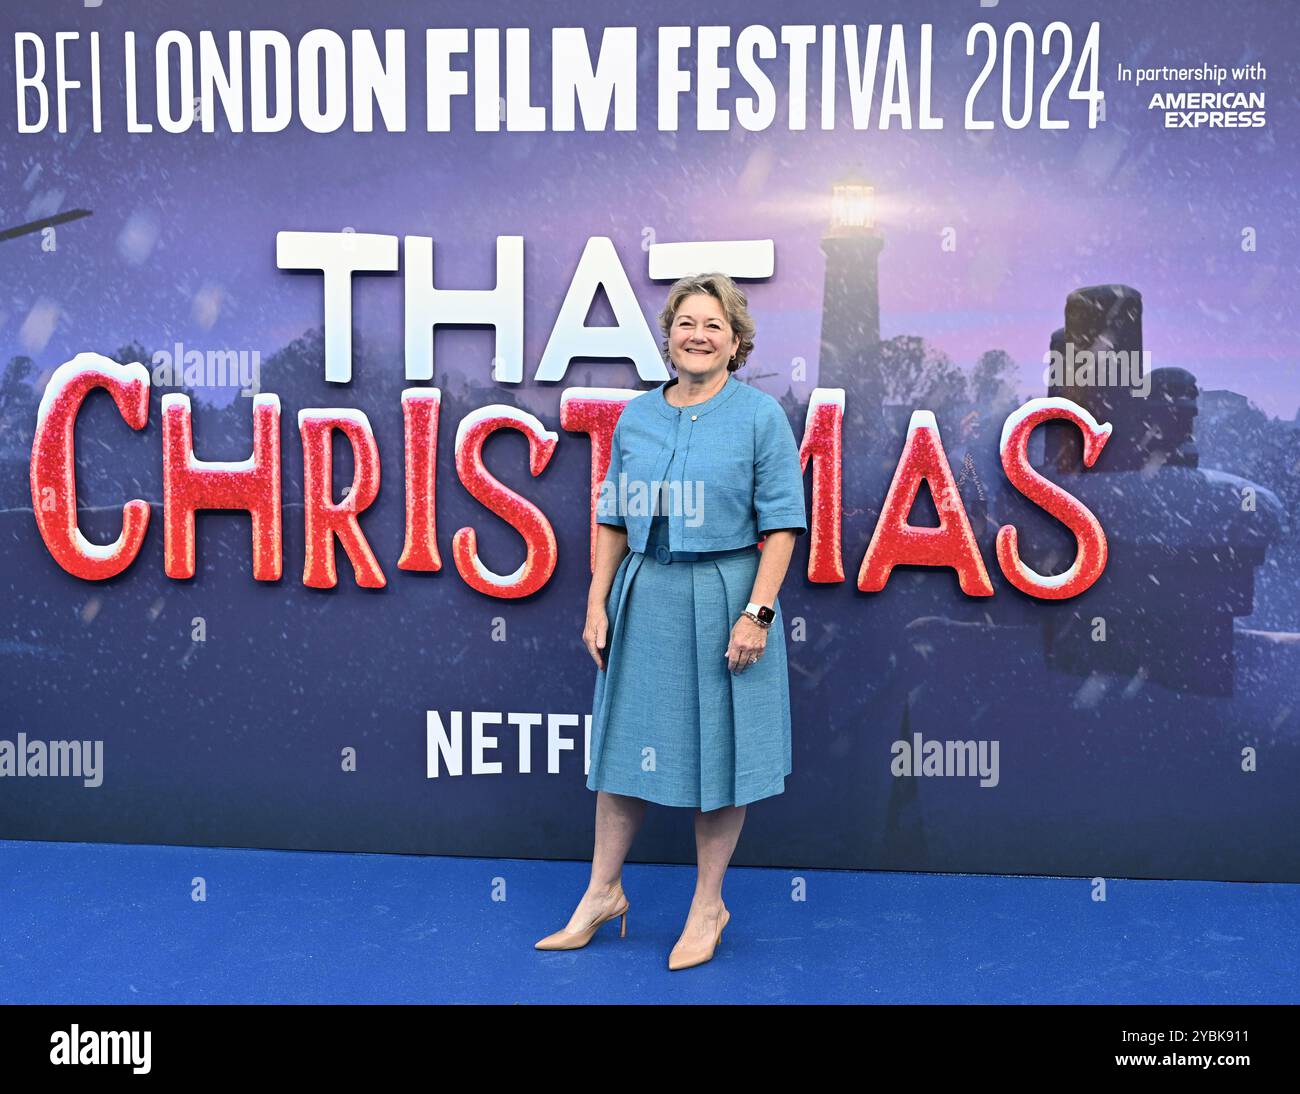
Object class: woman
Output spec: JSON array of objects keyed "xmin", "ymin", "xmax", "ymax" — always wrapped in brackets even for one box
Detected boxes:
[{"xmin": 535, "ymin": 273, "xmax": 807, "ymax": 970}]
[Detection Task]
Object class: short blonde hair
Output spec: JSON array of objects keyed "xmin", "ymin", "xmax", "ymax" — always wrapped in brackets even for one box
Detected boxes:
[{"xmin": 658, "ymin": 273, "xmax": 756, "ymax": 372}]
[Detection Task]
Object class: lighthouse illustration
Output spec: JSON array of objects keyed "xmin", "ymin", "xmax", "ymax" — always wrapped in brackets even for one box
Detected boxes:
[{"xmin": 818, "ymin": 174, "xmax": 887, "ymax": 436}]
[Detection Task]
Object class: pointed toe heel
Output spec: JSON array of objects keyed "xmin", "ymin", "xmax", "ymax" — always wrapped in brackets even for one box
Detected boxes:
[
  {"xmin": 535, "ymin": 897, "xmax": 629, "ymax": 951},
  {"xmin": 668, "ymin": 904, "xmax": 730, "ymax": 971}
]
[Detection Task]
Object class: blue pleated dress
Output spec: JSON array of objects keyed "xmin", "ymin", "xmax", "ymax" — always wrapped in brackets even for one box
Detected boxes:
[{"xmin": 586, "ymin": 449, "xmax": 794, "ymax": 812}]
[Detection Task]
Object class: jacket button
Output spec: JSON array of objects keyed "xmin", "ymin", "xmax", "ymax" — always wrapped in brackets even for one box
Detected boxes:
[
  {"xmin": 655, "ymin": 545, "xmax": 671, "ymax": 564},
  {"xmin": 691, "ymin": 414, "xmax": 697, "ymax": 421}
]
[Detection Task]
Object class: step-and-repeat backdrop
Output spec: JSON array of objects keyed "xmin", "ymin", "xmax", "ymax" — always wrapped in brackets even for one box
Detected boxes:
[{"xmin": 2, "ymin": 1, "xmax": 1295, "ymax": 880}]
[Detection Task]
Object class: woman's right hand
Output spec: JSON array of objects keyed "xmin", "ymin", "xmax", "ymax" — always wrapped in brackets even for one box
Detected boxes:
[{"xmin": 583, "ymin": 605, "xmax": 610, "ymax": 671}]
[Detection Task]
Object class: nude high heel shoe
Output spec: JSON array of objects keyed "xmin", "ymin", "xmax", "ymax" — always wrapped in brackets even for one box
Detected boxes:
[
  {"xmin": 668, "ymin": 902, "xmax": 730, "ymax": 970},
  {"xmin": 534, "ymin": 888, "xmax": 630, "ymax": 951}
]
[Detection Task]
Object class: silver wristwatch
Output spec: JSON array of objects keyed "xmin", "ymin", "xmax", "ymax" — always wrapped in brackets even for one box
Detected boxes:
[{"xmin": 743, "ymin": 601, "xmax": 774, "ymax": 628}]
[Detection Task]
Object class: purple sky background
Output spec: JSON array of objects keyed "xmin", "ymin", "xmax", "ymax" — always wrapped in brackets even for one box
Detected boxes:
[{"xmin": 1, "ymin": 0, "xmax": 1296, "ymax": 416}]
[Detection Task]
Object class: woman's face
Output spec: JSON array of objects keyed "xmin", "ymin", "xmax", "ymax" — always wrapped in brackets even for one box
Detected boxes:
[{"xmin": 668, "ymin": 293, "xmax": 740, "ymax": 377}]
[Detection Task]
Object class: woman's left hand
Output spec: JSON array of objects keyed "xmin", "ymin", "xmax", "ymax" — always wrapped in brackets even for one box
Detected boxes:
[{"xmin": 726, "ymin": 614, "xmax": 768, "ymax": 674}]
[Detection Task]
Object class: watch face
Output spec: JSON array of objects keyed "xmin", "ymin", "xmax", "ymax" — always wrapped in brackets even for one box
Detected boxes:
[{"xmin": 757, "ymin": 605, "xmax": 775, "ymax": 625}]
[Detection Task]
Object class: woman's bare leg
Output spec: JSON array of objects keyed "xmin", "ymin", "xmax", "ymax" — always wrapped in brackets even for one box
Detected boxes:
[
  {"xmin": 676, "ymin": 803, "xmax": 746, "ymax": 942},
  {"xmin": 559, "ymin": 790, "xmax": 647, "ymax": 931}
]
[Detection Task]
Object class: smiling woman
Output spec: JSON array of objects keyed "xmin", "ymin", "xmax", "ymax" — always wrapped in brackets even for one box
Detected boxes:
[
  {"xmin": 549, "ymin": 271, "xmax": 810, "ymax": 969},
  {"xmin": 122, "ymin": 28, "xmax": 408, "ymax": 134}
]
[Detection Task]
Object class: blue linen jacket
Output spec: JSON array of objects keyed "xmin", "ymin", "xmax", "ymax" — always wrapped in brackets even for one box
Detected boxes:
[{"xmin": 596, "ymin": 375, "xmax": 807, "ymax": 554}]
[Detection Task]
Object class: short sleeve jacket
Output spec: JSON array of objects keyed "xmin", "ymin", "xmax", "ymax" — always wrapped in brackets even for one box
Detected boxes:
[{"xmin": 596, "ymin": 376, "xmax": 807, "ymax": 554}]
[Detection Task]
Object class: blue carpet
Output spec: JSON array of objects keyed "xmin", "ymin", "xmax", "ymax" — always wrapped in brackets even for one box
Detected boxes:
[{"xmin": 1, "ymin": 839, "xmax": 1295, "ymax": 1004}]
